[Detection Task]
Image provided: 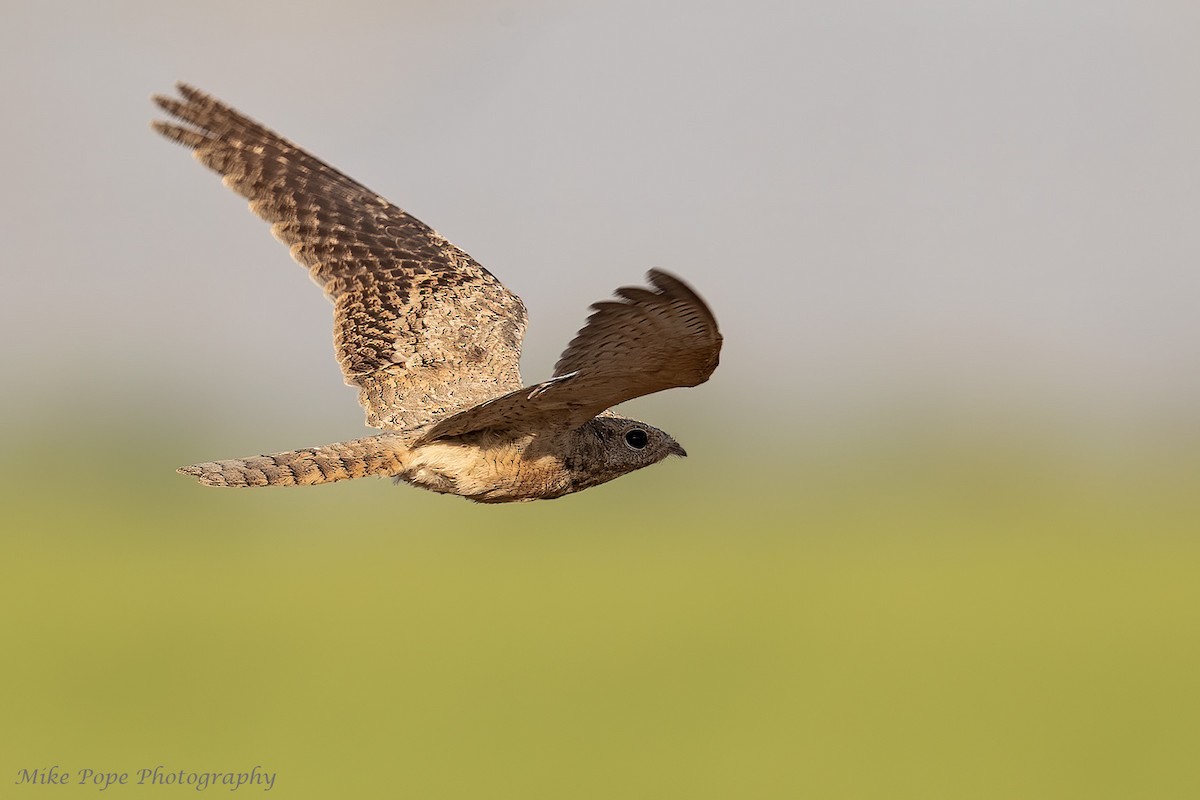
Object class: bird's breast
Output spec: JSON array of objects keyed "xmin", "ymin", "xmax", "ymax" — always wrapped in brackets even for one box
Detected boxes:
[{"xmin": 401, "ymin": 439, "xmax": 573, "ymax": 503}]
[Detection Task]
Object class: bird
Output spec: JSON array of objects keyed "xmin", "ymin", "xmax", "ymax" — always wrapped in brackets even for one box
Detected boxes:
[{"xmin": 152, "ymin": 83, "xmax": 721, "ymax": 503}]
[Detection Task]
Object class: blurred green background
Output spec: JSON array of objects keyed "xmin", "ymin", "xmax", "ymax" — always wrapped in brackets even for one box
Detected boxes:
[
  {"xmin": 4, "ymin": 1, "xmax": 1200, "ymax": 797},
  {"xmin": 4, "ymin": 410, "xmax": 1198, "ymax": 797}
]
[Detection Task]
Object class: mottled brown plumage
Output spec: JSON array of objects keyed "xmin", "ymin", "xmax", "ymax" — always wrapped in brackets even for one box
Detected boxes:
[{"xmin": 155, "ymin": 84, "xmax": 721, "ymax": 502}]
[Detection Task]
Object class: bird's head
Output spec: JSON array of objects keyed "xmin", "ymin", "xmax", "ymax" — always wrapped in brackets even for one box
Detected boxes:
[{"xmin": 567, "ymin": 415, "xmax": 687, "ymax": 491}]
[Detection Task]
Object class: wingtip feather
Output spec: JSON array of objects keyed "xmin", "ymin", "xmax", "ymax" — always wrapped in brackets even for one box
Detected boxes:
[
  {"xmin": 151, "ymin": 121, "xmax": 208, "ymax": 148},
  {"xmin": 153, "ymin": 94, "xmax": 188, "ymax": 119},
  {"xmin": 176, "ymin": 82, "xmax": 205, "ymax": 101}
]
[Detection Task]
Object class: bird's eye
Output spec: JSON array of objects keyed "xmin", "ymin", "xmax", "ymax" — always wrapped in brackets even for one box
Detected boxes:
[{"xmin": 624, "ymin": 429, "xmax": 649, "ymax": 449}]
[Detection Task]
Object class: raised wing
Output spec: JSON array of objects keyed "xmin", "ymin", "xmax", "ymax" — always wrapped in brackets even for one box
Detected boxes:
[
  {"xmin": 152, "ymin": 83, "xmax": 528, "ymax": 431},
  {"xmin": 417, "ymin": 269, "xmax": 721, "ymax": 443}
]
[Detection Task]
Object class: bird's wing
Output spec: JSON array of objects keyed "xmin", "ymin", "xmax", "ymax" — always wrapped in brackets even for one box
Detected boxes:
[
  {"xmin": 152, "ymin": 83, "xmax": 528, "ymax": 431},
  {"xmin": 417, "ymin": 270, "xmax": 721, "ymax": 443}
]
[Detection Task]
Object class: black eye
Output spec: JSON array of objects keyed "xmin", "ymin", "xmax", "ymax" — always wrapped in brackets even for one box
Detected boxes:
[{"xmin": 624, "ymin": 429, "xmax": 649, "ymax": 449}]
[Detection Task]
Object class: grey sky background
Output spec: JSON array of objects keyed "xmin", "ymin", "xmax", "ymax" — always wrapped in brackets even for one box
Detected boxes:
[{"xmin": 3, "ymin": 0, "xmax": 1198, "ymax": 447}]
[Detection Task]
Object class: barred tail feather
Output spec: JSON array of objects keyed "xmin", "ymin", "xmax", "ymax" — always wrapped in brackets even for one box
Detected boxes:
[{"xmin": 178, "ymin": 434, "xmax": 408, "ymax": 488}]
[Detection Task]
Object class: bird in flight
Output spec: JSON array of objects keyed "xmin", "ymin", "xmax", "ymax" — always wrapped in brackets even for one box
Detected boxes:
[{"xmin": 153, "ymin": 83, "xmax": 722, "ymax": 503}]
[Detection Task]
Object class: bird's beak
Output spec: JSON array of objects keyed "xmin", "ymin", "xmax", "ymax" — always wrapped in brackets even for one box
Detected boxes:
[{"xmin": 669, "ymin": 441, "xmax": 688, "ymax": 458}]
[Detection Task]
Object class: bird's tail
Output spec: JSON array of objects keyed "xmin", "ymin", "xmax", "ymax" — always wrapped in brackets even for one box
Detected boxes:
[{"xmin": 178, "ymin": 433, "xmax": 409, "ymax": 487}]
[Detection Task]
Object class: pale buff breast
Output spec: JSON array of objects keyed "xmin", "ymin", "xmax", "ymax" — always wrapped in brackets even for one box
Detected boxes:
[{"xmin": 400, "ymin": 440, "xmax": 573, "ymax": 503}]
